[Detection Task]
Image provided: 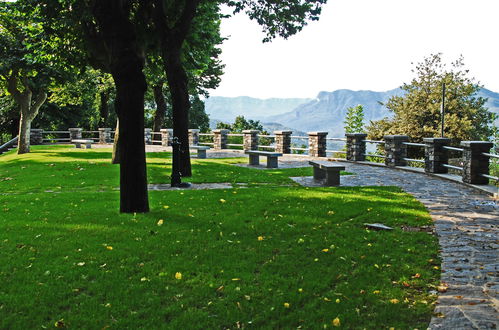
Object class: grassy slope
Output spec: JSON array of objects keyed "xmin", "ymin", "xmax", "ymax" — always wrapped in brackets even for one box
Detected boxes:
[{"xmin": 0, "ymin": 146, "xmax": 440, "ymax": 329}]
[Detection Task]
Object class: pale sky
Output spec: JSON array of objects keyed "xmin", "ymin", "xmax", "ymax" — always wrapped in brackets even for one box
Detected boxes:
[{"xmin": 211, "ymin": 0, "xmax": 499, "ymax": 99}]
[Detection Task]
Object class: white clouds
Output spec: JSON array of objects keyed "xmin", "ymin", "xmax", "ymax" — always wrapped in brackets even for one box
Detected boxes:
[{"xmin": 211, "ymin": 0, "xmax": 499, "ymax": 98}]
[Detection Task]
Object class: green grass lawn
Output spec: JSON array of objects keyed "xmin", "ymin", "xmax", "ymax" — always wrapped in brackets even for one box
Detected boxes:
[{"xmin": 0, "ymin": 145, "xmax": 441, "ymax": 329}]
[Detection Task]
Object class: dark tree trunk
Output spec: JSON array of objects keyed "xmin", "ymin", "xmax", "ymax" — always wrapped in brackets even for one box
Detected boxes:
[
  {"xmin": 112, "ymin": 68, "xmax": 149, "ymax": 213},
  {"xmin": 99, "ymin": 91, "xmax": 110, "ymax": 127},
  {"xmin": 111, "ymin": 119, "xmax": 120, "ymax": 164},
  {"xmin": 152, "ymin": 83, "xmax": 167, "ymax": 133},
  {"xmin": 164, "ymin": 49, "xmax": 192, "ymax": 177},
  {"xmin": 92, "ymin": 0, "xmax": 149, "ymax": 213}
]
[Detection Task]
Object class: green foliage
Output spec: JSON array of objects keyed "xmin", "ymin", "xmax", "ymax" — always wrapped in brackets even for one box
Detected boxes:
[
  {"xmin": 0, "ymin": 145, "xmax": 440, "ymax": 329},
  {"xmin": 344, "ymin": 104, "xmax": 365, "ymax": 133},
  {"xmin": 217, "ymin": 115, "xmax": 266, "ymax": 133},
  {"xmin": 189, "ymin": 95, "xmax": 210, "ymax": 132},
  {"xmin": 367, "ymin": 54, "xmax": 494, "ymax": 144}
]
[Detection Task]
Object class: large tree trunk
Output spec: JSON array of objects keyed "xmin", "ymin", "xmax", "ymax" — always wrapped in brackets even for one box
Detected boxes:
[
  {"xmin": 112, "ymin": 66, "xmax": 149, "ymax": 213},
  {"xmin": 17, "ymin": 110, "xmax": 32, "ymax": 154},
  {"xmin": 164, "ymin": 49, "xmax": 192, "ymax": 177},
  {"xmin": 14, "ymin": 89, "xmax": 47, "ymax": 154},
  {"xmin": 152, "ymin": 83, "xmax": 167, "ymax": 133},
  {"xmin": 92, "ymin": 0, "xmax": 149, "ymax": 213},
  {"xmin": 111, "ymin": 119, "xmax": 120, "ymax": 164}
]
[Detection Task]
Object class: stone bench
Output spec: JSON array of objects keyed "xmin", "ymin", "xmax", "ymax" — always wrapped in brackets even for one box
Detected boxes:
[
  {"xmin": 309, "ymin": 160, "xmax": 345, "ymax": 186},
  {"xmin": 190, "ymin": 145, "xmax": 210, "ymax": 159},
  {"xmin": 72, "ymin": 139, "xmax": 94, "ymax": 149},
  {"xmin": 245, "ymin": 150, "xmax": 283, "ymax": 168}
]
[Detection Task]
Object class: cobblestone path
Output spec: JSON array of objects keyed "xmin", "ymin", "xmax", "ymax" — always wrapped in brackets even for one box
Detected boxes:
[{"xmin": 291, "ymin": 160, "xmax": 498, "ymax": 329}]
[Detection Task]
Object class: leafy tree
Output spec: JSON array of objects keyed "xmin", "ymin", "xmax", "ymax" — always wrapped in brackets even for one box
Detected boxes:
[
  {"xmin": 189, "ymin": 95, "xmax": 210, "ymax": 132},
  {"xmin": 367, "ymin": 54, "xmax": 494, "ymax": 146},
  {"xmin": 0, "ymin": 3, "xmax": 53, "ymax": 153},
  {"xmin": 216, "ymin": 115, "xmax": 265, "ymax": 132},
  {"xmin": 344, "ymin": 104, "xmax": 365, "ymax": 133},
  {"xmin": 28, "ymin": 0, "xmax": 327, "ymax": 213}
]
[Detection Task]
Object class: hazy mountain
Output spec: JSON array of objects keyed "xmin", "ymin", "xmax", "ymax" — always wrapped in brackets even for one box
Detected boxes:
[
  {"xmin": 205, "ymin": 96, "xmax": 311, "ymax": 122},
  {"xmin": 206, "ymin": 88, "xmax": 499, "ymax": 137},
  {"xmin": 265, "ymin": 89, "xmax": 403, "ymax": 137}
]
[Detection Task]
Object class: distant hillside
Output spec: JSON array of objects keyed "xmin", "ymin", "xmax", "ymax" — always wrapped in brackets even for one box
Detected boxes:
[
  {"xmin": 265, "ymin": 89, "xmax": 401, "ymax": 136},
  {"xmin": 205, "ymin": 96, "xmax": 311, "ymax": 122},
  {"xmin": 206, "ymin": 88, "xmax": 499, "ymax": 137}
]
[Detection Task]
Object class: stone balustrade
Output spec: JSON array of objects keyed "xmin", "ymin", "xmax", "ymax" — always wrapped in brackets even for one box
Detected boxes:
[
  {"xmin": 28, "ymin": 127, "xmax": 496, "ymax": 186},
  {"xmin": 308, "ymin": 132, "xmax": 328, "ymax": 157},
  {"xmin": 346, "ymin": 133, "xmax": 367, "ymax": 161},
  {"xmin": 98, "ymin": 128, "xmax": 112, "ymax": 144},
  {"xmin": 212, "ymin": 129, "xmax": 229, "ymax": 150},
  {"xmin": 243, "ymin": 130, "xmax": 259, "ymax": 151},
  {"xmin": 189, "ymin": 129, "xmax": 200, "ymax": 146},
  {"xmin": 274, "ymin": 131, "xmax": 292, "ymax": 154}
]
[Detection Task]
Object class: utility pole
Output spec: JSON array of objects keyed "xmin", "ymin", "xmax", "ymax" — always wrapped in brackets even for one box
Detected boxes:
[{"xmin": 441, "ymin": 83, "xmax": 445, "ymax": 137}]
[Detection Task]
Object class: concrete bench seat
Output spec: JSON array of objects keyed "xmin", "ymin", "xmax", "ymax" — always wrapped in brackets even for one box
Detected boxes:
[
  {"xmin": 245, "ymin": 150, "xmax": 283, "ymax": 168},
  {"xmin": 309, "ymin": 160, "xmax": 345, "ymax": 186},
  {"xmin": 72, "ymin": 139, "xmax": 94, "ymax": 149},
  {"xmin": 190, "ymin": 145, "xmax": 210, "ymax": 159}
]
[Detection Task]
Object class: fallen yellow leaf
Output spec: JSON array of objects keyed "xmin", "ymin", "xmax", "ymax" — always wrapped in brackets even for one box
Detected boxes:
[
  {"xmin": 332, "ymin": 317, "xmax": 341, "ymax": 327},
  {"xmin": 390, "ymin": 299, "xmax": 400, "ymax": 304},
  {"xmin": 157, "ymin": 219, "xmax": 164, "ymax": 226},
  {"xmin": 257, "ymin": 236, "xmax": 264, "ymax": 241},
  {"xmin": 175, "ymin": 272, "xmax": 182, "ymax": 280},
  {"xmin": 283, "ymin": 302, "xmax": 290, "ymax": 308}
]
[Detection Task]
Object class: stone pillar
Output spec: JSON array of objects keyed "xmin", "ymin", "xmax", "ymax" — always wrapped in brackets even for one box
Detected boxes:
[
  {"xmin": 308, "ymin": 132, "xmax": 328, "ymax": 157},
  {"xmin": 160, "ymin": 129, "xmax": 173, "ymax": 146},
  {"xmin": 384, "ymin": 135, "xmax": 409, "ymax": 167},
  {"xmin": 30, "ymin": 129, "xmax": 43, "ymax": 145},
  {"xmin": 98, "ymin": 128, "xmax": 112, "ymax": 144},
  {"xmin": 213, "ymin": 129, "xmax": 228, "ymax": 150},
  {"xmin": 274, "ymin": 131, "xmax": 292, "ymax": 154},
  {"xmin": 143, "ymin": 128, "xmax": 152, "ymax": 145},
  {"xmin": 243, "ymin": 130, "xmax": 259, "ymax": 151},
  {"xmin": 189, "ymin": 129, "xmax": 200, "ymax": 146},
  {"xmin": 461, "ymin": 141, "xmax": 493, "ymax": 184},
  {"xmin": 346, "ymin": 133, "xmax": 367, "ymax": 161},
  {"xmin": 69, "ymin": 128, "xmax": 82, "ymax": 140},
  {"xmin": 424, "ymin": 138, "xmax": 451, "ymax": 173}
]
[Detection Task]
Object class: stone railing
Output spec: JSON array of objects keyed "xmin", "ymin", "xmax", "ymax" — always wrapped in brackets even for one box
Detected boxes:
[{"xmin": 30, "ymin": 128, "xmax": 497, "ymax": 186}]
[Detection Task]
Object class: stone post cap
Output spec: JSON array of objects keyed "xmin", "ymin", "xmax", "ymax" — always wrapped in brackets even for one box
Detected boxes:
[
  {"xmin": 144, "ymin": 128, "xmax": 152, "ymax": 131},
  {"xmin": 189, "ymin": 129, "xmax": 200, "ymax": 133},
  {"xmin": 384, "ymin": 135, "xmax": 409, "ymax": 140},
  {"xmin": 345, "ymin": 133, "xmax": 367, "ymax": 137},
  {"xmin": 69, "ymin": 127, "xmax": 82, "ymax": 131},
  {"xmin": 423, "ymin": 137, "xmax": 451, "ymax": 143},
  {"xmin": 98, "ymin": 127, "xmax": 111, "ymax": 131},
  {"xmin": 274, "ymin": 130, "xmax": 292, "ymax": 134},
  {"xmin": 308, "ymin": 131, "xmax": 328, "ymax": 136},
  {"xmin": 460, "ymin": 141, "xmax": 493, "ymax": 148},
  {"xmin": 160, "ymin": 128, "xmax": 173, "ymax": 132},
  {"xmin": 242, "ymin": 130, "xmax": 259, "ymax": 134},
  {"xmin": 212, "ymin": 129, "xmax": 229, "ymax": 133}
]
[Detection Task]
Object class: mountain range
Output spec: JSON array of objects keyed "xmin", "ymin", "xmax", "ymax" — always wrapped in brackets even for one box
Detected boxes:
[{"xmin": 205, "ymin": 88, "xmax": 499, "ymax": 137}]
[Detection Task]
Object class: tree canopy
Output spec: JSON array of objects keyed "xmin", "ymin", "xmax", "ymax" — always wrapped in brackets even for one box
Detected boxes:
[
  {"xmin": 367, "ymin": 54, "xmax": 494, "ymax": 144},
  {"xmin": 17, "ymin": 0, "xmax": 328, "ymax": 213}
]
